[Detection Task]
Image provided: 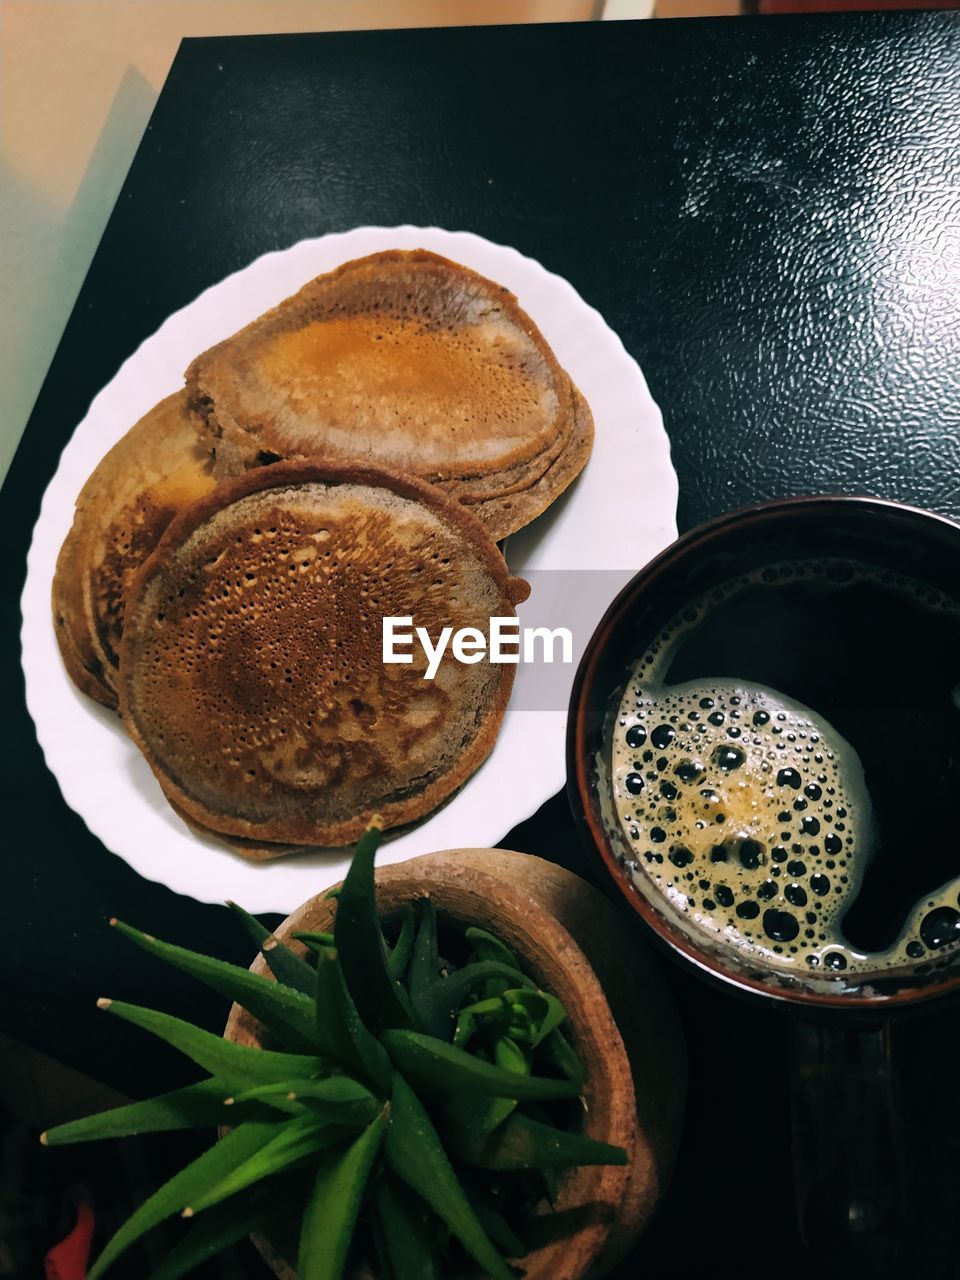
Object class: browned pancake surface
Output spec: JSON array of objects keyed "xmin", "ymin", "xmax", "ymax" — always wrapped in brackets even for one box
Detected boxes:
[
  {"xmin": 119, "ymin": 461, "xmax": 528, "ymax": 851},
  {"xmin": 53, "ymin": 391, "xmax": 218, "ymax": 707},
  {"xmin": 188, "ymin": 250, "xmax": 589, "ymax": 536}
]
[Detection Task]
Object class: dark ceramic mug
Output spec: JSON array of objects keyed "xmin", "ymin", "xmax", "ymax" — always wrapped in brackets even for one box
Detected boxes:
[{"xmin": 567, "ymin": 495, "xmax": 960, "ymax": 1269}]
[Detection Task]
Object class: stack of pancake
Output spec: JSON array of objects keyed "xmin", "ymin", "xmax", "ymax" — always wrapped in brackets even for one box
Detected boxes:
[{"xmin": 52, "ymin": 249, "xmax": 593, "ymax": 856}]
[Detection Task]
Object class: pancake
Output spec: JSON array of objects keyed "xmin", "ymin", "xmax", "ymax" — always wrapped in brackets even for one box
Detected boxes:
[
  {"xmin": 165, "ymin": 792, "xmax": 429, "ymax": 861},
  {"xmin": 470, "ymin": 385, "xmax": 594, "ymax": 537},
  {"xmin": 165, "ymin": 794, "xmax": 329, "ymax": 861},
  {"xmin": 186, "ymin": 250, "xmax": 592, "ymax": 539},
  {"xmin": 118, "ymin": 460, "xmax": 529, "ymax": 852},
  {"xmin": 52, "ymin": 391, "xmax": 219, "ymax": 708}
]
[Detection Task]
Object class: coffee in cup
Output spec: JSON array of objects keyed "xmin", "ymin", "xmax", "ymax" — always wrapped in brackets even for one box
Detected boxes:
[{"xmin": 608, "ymin": 556, "xmax": 960, "ymax": 979}]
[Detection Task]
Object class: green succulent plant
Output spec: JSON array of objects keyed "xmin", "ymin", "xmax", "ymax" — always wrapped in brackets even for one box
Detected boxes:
[{"xmin": 42, "ymin": 829, "xmax": 627, "ymax": 1279}]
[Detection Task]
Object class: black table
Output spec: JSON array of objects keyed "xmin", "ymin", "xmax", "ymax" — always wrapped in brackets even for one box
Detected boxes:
[{"xmin": 4, "ymin": 11, "xmax": 960, "ymax": 1278}]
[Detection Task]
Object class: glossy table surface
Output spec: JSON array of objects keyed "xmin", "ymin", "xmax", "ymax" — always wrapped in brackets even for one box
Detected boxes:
[{"xmin": 3, "ymin": 12, "xmax": 960, "ymax": 1278}]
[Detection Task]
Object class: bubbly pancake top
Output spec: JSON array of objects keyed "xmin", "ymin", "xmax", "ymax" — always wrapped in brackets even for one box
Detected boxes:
[{"xmin": 120, "ymin": 467, "xmax": 523, "ymax": 844}]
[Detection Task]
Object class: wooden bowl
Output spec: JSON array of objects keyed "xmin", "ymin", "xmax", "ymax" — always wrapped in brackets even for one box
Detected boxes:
[{"xmin": 224, "ymin": 848, "xmax": 686, "ymax": 1279}]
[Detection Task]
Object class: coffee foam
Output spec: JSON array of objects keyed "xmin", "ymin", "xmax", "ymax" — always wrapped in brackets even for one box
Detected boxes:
[{"xmin": 611, "ymin": 559, "xmax": 960, "ymax": 975}]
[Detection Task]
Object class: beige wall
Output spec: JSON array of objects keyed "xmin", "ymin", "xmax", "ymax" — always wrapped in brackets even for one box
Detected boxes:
[
  {"xmin": 657, "ymin": 1, "xmax": 739, "ymax": 13},
  {"xmin": 0, "ymin": 0, "xmax": 596, "ymax": 484}
]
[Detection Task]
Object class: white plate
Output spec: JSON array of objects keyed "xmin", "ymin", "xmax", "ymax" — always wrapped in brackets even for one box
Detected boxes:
[{"xmin": 21, "ymin": 226, "xmax": 677, "ymax": 911}]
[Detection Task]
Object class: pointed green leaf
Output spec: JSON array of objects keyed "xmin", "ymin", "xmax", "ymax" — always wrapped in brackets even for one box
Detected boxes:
[
  {"xmin": 464, "ymin": 927, "xmax": 519, "ymax": 968},
  {"xmin": 382, "ymin": 1030, "xmax": 579, "ymax": 1101},
  {"xmin": 291, "ymin": 930, "xmax": 334, "ymax": 947},
  {"xmin": 385, "ymin": 1073, "xmax": 512, "ymax": 1280},
  {"xmin": 515, "ymin": 1106, "xmax": 560, "ymax": 1203},
  {"xmin": 480, "ymin": 1209, "xmax": 526, "ymax": 1259},
  {"xmin": 98, "ymin": 1000, "xmax": 328, "ymax": 1091},
  {"xmin": 185, "ymin": 1115, "xmax": 342, "ymax": 1216},
  {"xmin": 226, "ymin": 900, "xmax": 272, "ymax": 948},
  {"xmin": 151, "ymin": 1173, "xmax": 305, "ymax": 1280},
  {"xmin": 374, "ymin": 1173, "xmax": 440, "ymax": 1280},
  {"xmin": 455, "ymin": 1111, "xmax": 627, "ymax": 1171},
  {"xmin": 387, "ymin": 907, "xmax": 416, "ymax": 980},
  {"xmin": 296, "ymin": 935, "xmax": 336, "ymax": 957},
  {"xmin": 313, "ymin": 947, "xmax": 392, "ymax": 1094},
  {"xmin": 223, "ymin": 1086, "xmax": 304, "ymax": 1118},
  {"xmin": 407, "ymin": 900, "xmax": 442, "ymax": 1033},
  {"xmin": 437, "ymin": 1093, "xmax": 516, "ymax": 1155},
  {"xmin": 466, "ymin": 927, "xmax": 521, "ymax": 1000},
  {"xmin": 87, "ymin": 1122, "xmax": 276, "ymax": 1278},
  {"xmin": 493, "ymin": 1036, "xmax": 529, "ymax": 1076},
  {"xmin": 231, "ymin": 1077, "xmax": 379, "ymax": 1126},
  {"xmin": 472, "ymin": 989, "xmax": 567, "ymax": 1049},
  {"xmin": 334, "ymin": 827, "xmax": 412, "ymax": 1033},
  {"xmin": 418, "ymin": 962, "xmax": 535, "ymax": 1038},
  {"xmin": 42, "ymin": 1079, "xmax": 264, "ymax": 1145},
  {"xmin": 227, "ymin": 901, "xmax": 317, "ymax": 997},
  {"xmin": 517, "ymin": 989, "xmax": 567, "ymax": 1047},
  {"xmin": 111, "ymin": 921, "xmax": 318, "ymax": 1051},
  {"xmin": 298, "ymin": 1110, "xmax": 387, "ymax": 1280},
  {"xmin": 453, "ymin": 996, "xmax": 505, "ymax": 1049},
  {"xmin": 537, "ymin": 1028, "xmax": 584, "ymax": 1089},
  {"xmin": 462, "ymin": 1180, "xmax": 527, "ymax": 1259}
]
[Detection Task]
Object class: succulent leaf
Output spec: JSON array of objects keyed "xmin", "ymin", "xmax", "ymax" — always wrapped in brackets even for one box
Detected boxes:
[
  {"xmin": 385, "ymin": 1073, "xmax": 513, "ymax": 1280},
  {"xmin": 334, "ymin": 825, "xmax": 413, "ymax": 1033},
  {"xmin": 87, "ymin": 1121, "xmax": 278, "ymax": 1278},
  {"xmin": 437, "ymin": 1093, "xmax": 517, "ymax": 1153},
  {"xmin": 41, "ymin": 1079, "xmax": 269, "ymax": 1145},
  {"xmin": 499, "ymin": 989, "xmax": 567, "ymax": 1048},
  {"xmin": 313, "ymin": 946, "xmax": 393, "ymax": 1094},
  {"xmin": 493, "ymin": 1036, "xmax": 530, "ymax": 1077},
  {"xmin": 227, "ymin": 901, "xmax": 317, "ymax": 996},
  {"xmin": 151, "ymin": 1174, "xmax": 304, "ymax": 1280},
  {"xmin": 407, "ymin": 899, "xmax": 441, "ymax": 1033},
  {"xmin": 184, "ymin": 1115, "xmax": 345, "ymax": 1216},
  {"xmin": 291, "ymin": 930, "xmax": 335, "ymax": 947},
  {"xmin": 97, "ymin": 1000, "xmax": 329, "ymax": 1090},
  {"xmin": 538, "ymin": 1028, "xmax": 585, "ymax": 1089},
  {"xmin": 417, "ymin": 961, "xmax": 535, "ymax": 1037},
  {"xmin": 110, "ymin": 921, "xmax": 318, "ymax": 1051},
  {"xmin": 386, "ymin": 907, "xmax": 416, "ymax": 980},
  {"xmin": 374, "ymin": 1173, "xmax": 441, "ymax": 1280},
  {"xmin": 225, "ymin": 900, "xmax": 272, "ymax": 948},
  {"xmin": 464, "ymin": 927, "xmax": 520, "ymax": 969},
  {"xmin": 466, "ymin": 1187, "xmax": 528, "ymax": 1259},
  {"xmin": 297, "ymin": 1110, "xmax": 388, "ymax": 1280},
  {"xmin": 382, "ymin": 1030, "xmax": 579, "ymax": 1101},
  {"xmin": 230, "ymin": 1077, "xmax": 379, "ymax": 1126},
  {"xmin": 454, "ymin": 1111, "xmax": 628, "ymax": 1171},
  {"xmin": 453, "ymin": 995, "xmax": 505, "ymax": 1048}
]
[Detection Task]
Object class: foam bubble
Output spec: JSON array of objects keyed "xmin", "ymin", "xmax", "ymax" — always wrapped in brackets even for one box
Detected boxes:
[{"xmin": 613, "ymin": 678, "xmax": 875, "ymax": 968}]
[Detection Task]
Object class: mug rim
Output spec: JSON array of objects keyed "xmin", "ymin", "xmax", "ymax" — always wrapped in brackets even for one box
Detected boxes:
[{"xmin": 566, "ymin": 493, "xmax": 960, "ymax": 1012}]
